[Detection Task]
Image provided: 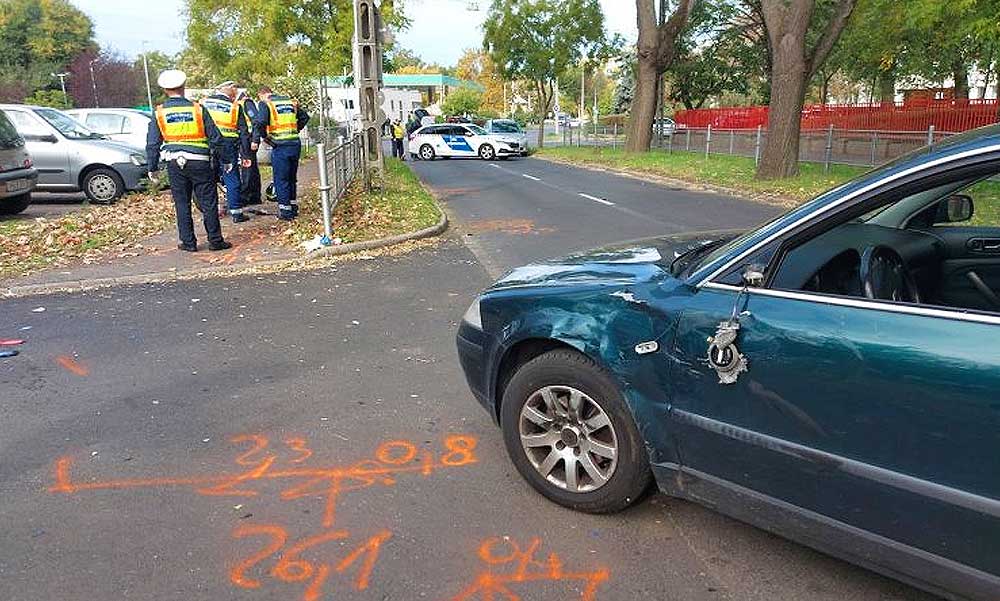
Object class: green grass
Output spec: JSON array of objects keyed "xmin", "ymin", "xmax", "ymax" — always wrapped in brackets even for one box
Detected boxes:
[
  {"xmin": 536, "ymin": 146, "xmax": 868, "ymax": 205},
  {"xmin": 281, "ymin": 158, "xmax": 440, "ymax": 246}
]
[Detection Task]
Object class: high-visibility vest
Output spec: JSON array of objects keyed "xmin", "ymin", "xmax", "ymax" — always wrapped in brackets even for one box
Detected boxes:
[
  {"xmin": 392, "ymin": 123, "xmax": 404, "ymax": 139},
  {"xmin": 155, "ymin": 102, "xmax": 209, "ymax": 148},
  {"xmin": 202, "ymin": 97, "xmax": 240, "ymax": 138},
  {"xmin": 265, "ymin": 97, "xmax": 300, "ymax": 141}
]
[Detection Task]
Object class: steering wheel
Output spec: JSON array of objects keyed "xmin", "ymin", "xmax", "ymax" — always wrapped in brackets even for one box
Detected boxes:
[{"xmin": 859, "ymin": 245, "xmax": 922, "ymax": 304}]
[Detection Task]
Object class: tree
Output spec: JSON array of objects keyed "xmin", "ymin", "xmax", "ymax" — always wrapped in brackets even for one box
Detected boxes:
[
  {"xmin": 756, "ymin": 0, "xmax": 856, "ymax": 179},
  {"xmin": 184, "ymin": 0, "xmax": 407, "ymax": 88},
  {"xmin": 0, "ymin": 0, "xmax": 95, "ymax": 102},
  {"xmin": 611, "ymin": 59, "xmax": 636, "ymax": 114},
  {"xmin": 67, "ymin": 49, "xmax": 144, "ymax": 108},
  {"xmin": 484, "ymin": 0, "xmax": 606, "ymax": 147},
  {"xmin": 455, "ymin": 49, "xmax": 506, "ymax": 114},
  {"xmin": 441, "ymin": 87, "xmax": 483, "ymax": 117},
  {"xmin": 133, "ymin": 51, "xmax": 175, "ymax": 106},
  {"xmin": 24, "ymin": 88, "xmax": 71, "ymax": 108},
  {"xmin": 624, "ymin": 0, "xmax": 698, "ymax": 152},
  {"xmin": 666, "ymin": 0, "xmax": 768, "ymax": 109}
]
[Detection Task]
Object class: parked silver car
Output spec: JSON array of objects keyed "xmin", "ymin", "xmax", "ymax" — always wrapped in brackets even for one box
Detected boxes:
[
  {"xmin": 0, "ymin": 108, "xmax": 38, "ymax": 215},
  {"xmin": 483, "ymin": 119, "xmax": 528, "ymax": 156},
  {"xmin": 0, "ymin": 104, "xmax": 147, "ymax": 203},
  {"xmin": 65, "ymin": 108, "xmax": 151, "ymax": 151}
]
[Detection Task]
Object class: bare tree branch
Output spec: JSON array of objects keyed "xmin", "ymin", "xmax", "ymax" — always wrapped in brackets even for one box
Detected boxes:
[{"xmin": 807, "ymin": 0, "xmax": 857, "ymax": 80}]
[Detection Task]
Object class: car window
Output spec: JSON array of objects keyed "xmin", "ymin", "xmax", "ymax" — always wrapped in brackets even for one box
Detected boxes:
[
  {"xmin": 36, "ymin": 108, "xmax": 103, "ymax": 140},
  {"xmin": 490, "ymin": 121, "xmax": 521, "ymax": 133},
  {"xmin": 6, "ymin": 110, "xmax": 49, "ymax": 136},
  {"xmin": 466, "ymin": 124, "xmax": 487, "ymax": 136},
  {"xmin": 948, "ymin": 177, "xmax": 1000, "ymax": 227},
  {"xmin": 0, "ymin": 110, "xmax": 23, "ymax": 149},
  {"xmin": 420, "ymin": 126, "xmax": 441, "ymax": 135},
  {"xmin": 85, "ymin": 113, "xmax": 127, "ymax": 135}
]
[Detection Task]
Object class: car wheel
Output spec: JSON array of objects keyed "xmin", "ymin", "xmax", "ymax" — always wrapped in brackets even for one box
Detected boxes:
[
  {"xmin": 0, "ymin": 192, "xmax": 30, "ymax": 215},
  {"xmin": 83, "ymin": 167, "xmax": 124, "ymax": 204},
  {"xmin": 500, "ymin": 349, "xmax": 652, "ymax": 513},
  {"xmin": 479, "ymin": 144, "xmax": 496, "ymax": 160},
  {"xmin": 419, "ymin": 144, "xmax": 435, "ymax": 161}
]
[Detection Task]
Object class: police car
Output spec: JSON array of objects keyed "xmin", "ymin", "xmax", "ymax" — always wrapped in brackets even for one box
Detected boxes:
[{"xmin": 410, "ymin": 123, "xmax": 522, "ymax": 161}]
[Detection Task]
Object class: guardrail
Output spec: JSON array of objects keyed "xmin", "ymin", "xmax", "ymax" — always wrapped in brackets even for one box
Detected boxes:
[{"xmin": 315, "ymin": 135, "xmax": 364, "ymax": 245}]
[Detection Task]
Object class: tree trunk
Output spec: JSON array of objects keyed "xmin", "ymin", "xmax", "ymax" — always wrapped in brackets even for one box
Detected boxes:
[
  {"xmin": 625, "ymin": 58, "xmax": 659, "ymax": 151},
  {"xmin": 757, "ymin": 44, "xmax": 808, "ymax": 179},
  {"xmin": 953, "ymin": 62, "xmax": 969, "ymax": 100},
  {"xmin": 878, "ymin": 74, "xmax": 895, "ymax": 104},
  {"xmin": 535, "ymin": 80, "xmax": 552, "ymax": 148}
]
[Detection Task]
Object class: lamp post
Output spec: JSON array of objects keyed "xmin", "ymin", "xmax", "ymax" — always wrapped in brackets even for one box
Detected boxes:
[
  {"xmin": 141, "ymin": 41, "xmax": 153, "ymax": 111},
  {"xmin": 88, "ymin": 59, "xmax": 100, "ymax": 108},
  {"xmin": 51, "ymin": 72, "xmax": 69, "ymax": 105}
]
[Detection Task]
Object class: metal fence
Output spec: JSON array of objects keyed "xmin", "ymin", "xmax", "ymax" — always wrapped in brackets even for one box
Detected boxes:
[
  {"xmin": 315, "ymin": 135, "xmax": 364, "ymax": 244},
  {"xmin": 534, "ymin": 124, "xmax": 956, "ymax": 170}
]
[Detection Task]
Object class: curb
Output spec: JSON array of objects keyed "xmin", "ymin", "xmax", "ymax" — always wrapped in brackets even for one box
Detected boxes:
[
  {"xmin": 2, "ymin": 179, "xmax": 449, "ymax": 299},
  {"xmin": 532, "ymin": 154, "xmax": 800, "ymax": 208}
]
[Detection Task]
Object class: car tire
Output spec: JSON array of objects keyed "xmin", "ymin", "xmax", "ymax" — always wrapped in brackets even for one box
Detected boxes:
[
  {"xmin": 82, "ymin": 167, "xmax": 125, "ymax": 204},
  {"xmin": 0, "ymin": 192, "xmax": 30, "ymax": 215},
  {"xmin": 419, "ymin": 144, "xmax": 435, "ymax": 161},
  {"xmin": 500, "ymin": 348, "xmax": 652, "ymax": 513},
  {"xmin": 479, "ymin": 144, "xmax": 496, "ymax": 161}
]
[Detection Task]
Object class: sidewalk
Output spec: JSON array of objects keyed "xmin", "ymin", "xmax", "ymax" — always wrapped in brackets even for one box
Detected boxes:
[{"xmin": 6, "ymin": 160, "xmax": 320, "ymax": 291}]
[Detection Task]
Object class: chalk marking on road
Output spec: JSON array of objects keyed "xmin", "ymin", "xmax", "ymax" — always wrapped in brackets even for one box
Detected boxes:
[
  {"xmin": 522, "ymin": 174, "xmax": 541, "ymax": 181},
  {"xmin": 579, "ymin": 193, "xmax": 615, "ymax": 206}
]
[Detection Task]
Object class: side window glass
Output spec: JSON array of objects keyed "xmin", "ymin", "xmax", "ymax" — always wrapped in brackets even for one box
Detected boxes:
[
  {"xmin": 953, "ymin": 177, "xmax": 999, "ymax": 227},
  {"xmin": 85, "ymin": 113, "xmax": 125, "ymax": 134},
  {"xmin": 8, "ymin": 111, "xmax": 48, "ymax": 136}
]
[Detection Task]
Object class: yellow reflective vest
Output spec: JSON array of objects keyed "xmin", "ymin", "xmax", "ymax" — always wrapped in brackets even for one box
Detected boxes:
[
  {"xmin": 202, "ymin": 96, "xmax": 240, "ymax": 139},
  {"xmin": 154, "ymin": 102, "xmax": 209, "ymax": 148},
  {"xmin": 265, "ymin": 97, "xmax": 300, "ymax": 141}
]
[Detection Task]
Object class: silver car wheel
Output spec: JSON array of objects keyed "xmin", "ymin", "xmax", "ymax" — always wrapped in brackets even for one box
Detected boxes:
[
  {"xmin": 519, "ymin": 385, "xmax": 618, "ymax": 493},
  {"xmin": 88, "ymin": 173, "xmax": 119, "ymax": 202}
]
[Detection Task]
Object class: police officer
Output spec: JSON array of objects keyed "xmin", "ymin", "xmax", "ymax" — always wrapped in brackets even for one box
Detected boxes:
[
  {"xmin": 146, "ymin": 70, "xmax": 232, "ymax": 252},
  {"xmin": 203, "ymin": 81, "xmax": 251, "ymax": 223},
  {"xmin": 252, "ymin": 86, "xmax": 310, "ymax": 221},
  {"xmin": 237, "ymin": 90, "xmax": 262, "ymax": 207}
]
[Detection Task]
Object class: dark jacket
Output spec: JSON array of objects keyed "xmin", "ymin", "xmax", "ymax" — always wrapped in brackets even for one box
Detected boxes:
[
  {"xmin": 251, "ymin": 95, "xmax": 310, "ymax": 147},
  {"xmin": 146, "ymin": 96, "xmax": 231, "ymax": 169}
]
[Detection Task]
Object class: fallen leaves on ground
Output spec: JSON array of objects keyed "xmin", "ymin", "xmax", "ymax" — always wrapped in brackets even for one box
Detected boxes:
[{"xmin": 0, "ymin": 192, "xmax": 175, "ymax": 280}]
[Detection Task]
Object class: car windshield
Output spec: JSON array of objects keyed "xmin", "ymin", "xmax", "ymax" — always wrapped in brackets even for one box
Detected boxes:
[
  {"xmin": 491, "ymin": 121, "xmax": 521, "ymax": 133},
  {"xmin": 466, "ymin": 124, "xmax": 488, "ymax": 135},
  {"xmin": 0, "ymin": 110, "xmax": 23, "ymax": 149},
  {"xmin": 35, "ymin": 108, "xmax": 104, "ymax": 140}
]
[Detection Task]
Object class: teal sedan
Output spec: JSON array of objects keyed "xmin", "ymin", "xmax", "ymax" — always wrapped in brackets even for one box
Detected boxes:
[{"xmin": 457, "ymin": 126, "xmax": 1000, "ymax": 600}]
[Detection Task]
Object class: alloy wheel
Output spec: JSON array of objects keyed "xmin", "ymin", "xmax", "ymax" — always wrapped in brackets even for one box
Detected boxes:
[{"xmin": 518, "ymin": 385, "xmax": 618, "ymax": 493}]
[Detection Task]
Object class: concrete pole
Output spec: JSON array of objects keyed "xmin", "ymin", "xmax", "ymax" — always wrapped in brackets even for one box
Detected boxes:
[{"xmin": 141, "ymin": 42, "xmax": 153, "ymax": 111}]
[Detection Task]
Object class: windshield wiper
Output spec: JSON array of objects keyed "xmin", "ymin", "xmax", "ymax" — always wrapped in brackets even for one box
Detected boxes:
[{"xmin": 669, "ymin": 238, "xmax": 730, "ymax": 276}]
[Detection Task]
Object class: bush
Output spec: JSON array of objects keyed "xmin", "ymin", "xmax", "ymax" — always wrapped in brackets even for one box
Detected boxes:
[{"xmin": 24, "ymin": 89, "xmax": 72, "ymax": 109}]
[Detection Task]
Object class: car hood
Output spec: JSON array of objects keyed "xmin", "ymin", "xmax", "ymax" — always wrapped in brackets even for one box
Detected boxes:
[{"xmin": 489, "ymin": 229, "xmax": 744, "ymax": 290}]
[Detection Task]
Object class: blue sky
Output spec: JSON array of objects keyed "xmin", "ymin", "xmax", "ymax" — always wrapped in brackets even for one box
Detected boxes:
[{"xmin": 70, "ymin": 0, "xmax": 637, "ymax": 64}]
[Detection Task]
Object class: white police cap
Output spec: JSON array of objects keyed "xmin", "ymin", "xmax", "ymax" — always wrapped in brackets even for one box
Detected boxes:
[{"xmin": 157, "ymin": 69, "xmax": 187, "ymax": 89}]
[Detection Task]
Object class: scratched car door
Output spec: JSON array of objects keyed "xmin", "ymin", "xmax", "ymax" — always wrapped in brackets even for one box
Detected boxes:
[{"xmin": 669, "ymin": 279, "xmax": 1000, "ymax": 583}]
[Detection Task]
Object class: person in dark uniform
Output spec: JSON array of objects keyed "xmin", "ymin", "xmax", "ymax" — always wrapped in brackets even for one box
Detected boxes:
[
  {"xmin": 146, "ymin": 69, "xmax": 232, "ymax": 252},
  {"xmin": 237, "ymin": 90, "xmax": 262, "ymax": 206},
  {"xmin": 251, "ymin": 86, "xmax": 310, "ymax": 220},
  {"xmin": 203, "ymin": 81, "xmax": 251, "ymax": 222}
]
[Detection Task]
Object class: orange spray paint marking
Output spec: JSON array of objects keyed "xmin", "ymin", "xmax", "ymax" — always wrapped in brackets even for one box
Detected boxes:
[
  {"xmin": 230, "ymin": 524, "xmax": 391, "ymax": 601},
  {"xmin": 49, "ymin": 434, "xmax": 478, "ymax": 528},
  {"xmin": 55, "ymin": 355, "xmax": 89, "ymax": 376},
  {"xmin": 451, "ymin": 537, "xmax": 610, "ymax": 601}
]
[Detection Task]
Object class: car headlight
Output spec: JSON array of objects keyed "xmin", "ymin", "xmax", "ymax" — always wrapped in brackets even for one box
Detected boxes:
[
  {"xmin": 462, "ymin": 297, "xmax": 482, "ymax": 330},
  {"xmin": 130, "ymin": 153, "xmax": 146, "ymax": 167}
]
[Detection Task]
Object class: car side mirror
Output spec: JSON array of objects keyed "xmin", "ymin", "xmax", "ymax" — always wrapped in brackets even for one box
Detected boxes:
[
  {"xmin": 935, "ymin": 194, "xmax": 974, "ymax": 224},
  {"xmin": 742, "ymin": 266, "xmax": 765, "ymax": 287}
]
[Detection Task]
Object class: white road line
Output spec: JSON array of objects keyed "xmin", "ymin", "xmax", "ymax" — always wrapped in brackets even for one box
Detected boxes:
[
  {"xmin": 489, "ymin": 164, "xmax": 501, "ymax": 169},
  {"xmin": 522, "ymin": 174, "xmax": 541, "ymax": 181},
  {"xmin": 579, "ymin": 192, "xmax": 614, "ymax": 206}
]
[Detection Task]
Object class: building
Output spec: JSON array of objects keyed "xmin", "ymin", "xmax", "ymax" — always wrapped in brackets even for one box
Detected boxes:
[
  {"xmin": 324, "ymin": 85, "xmax": 422, "ymax": 126},
  {"xmin": 322, "ymin": 73, "xmax": 484, "ymax": 126}
]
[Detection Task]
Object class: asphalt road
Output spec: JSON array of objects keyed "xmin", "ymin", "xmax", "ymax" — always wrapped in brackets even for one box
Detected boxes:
[{"xmin": 0, "ymin": 157, "xmax": 939, "ymax": 601}]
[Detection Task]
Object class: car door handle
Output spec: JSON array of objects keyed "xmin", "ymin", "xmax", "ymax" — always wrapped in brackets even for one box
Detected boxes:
[{"xmin": 967, "ymin": 238, "xmax": 1000, "ymax": 253}]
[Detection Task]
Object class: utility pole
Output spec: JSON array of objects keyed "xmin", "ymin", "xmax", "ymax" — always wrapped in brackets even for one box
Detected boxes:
[
  {"xmin": 89, "ymin": 59, "xmax": 100, "ymax": 108},
  {"xmin": 141, "ymin": 42, "xmax": 153, "ymax": 111},
  {"xmin": 51, "ymin": 72, "xmax": 69, "ymax": 105},
  {"xmin": 353, "ymin": 0, "xmax": 387, "ymax": 190}
]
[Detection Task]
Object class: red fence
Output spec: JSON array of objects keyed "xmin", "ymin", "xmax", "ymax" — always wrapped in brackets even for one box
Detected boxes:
[{"xmin": 675, "ymin": 99, "xmax": 1000, "ymax": 133}]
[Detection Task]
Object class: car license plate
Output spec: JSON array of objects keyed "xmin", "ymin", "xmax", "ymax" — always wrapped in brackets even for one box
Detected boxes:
[{"xmin": 4, "ymin": 179, "xmax": 28, "ymax": 193}]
